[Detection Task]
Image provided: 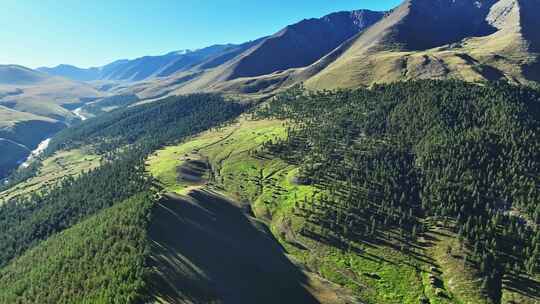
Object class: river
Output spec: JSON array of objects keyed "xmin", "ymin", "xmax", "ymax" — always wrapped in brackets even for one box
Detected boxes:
[
  {"xmin": 21, "ymin": 106, "xmax": 86, "ymax": 166},
  {"xmin": 20, "ymin": 138, "xmax": 51, "ymax": 168},
  {"xmin": 5, "ymin": 107, "xmax": 86, "ymax": 172},
  {"xmin": 73, "ymin": 107, "xmax": 88, "ymax": 121}
]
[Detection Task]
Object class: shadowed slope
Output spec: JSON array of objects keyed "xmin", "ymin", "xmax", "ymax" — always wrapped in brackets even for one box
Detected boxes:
[
  {"xmin": 147, "ymin": 189, "xmax": 321, "ymax": 304},
  {"xmin": 222, "ymin": 10, "xmax": 384, "ymax": 80}
]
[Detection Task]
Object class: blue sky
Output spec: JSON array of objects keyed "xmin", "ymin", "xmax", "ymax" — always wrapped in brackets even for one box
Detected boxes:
[{"xmin": 1, "ymin": 0, "xmax": 401, "ymax": 68}]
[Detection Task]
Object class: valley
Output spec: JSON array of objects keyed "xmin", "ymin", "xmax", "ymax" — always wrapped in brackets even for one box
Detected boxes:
[{"xmin": 0, "ymin": 1, "xmax": 539, "ymax": 303}]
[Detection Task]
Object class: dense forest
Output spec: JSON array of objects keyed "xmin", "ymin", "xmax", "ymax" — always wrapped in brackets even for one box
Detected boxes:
[
  {"xmin": 0, "ymin": 193, "xmax": 154, "ymax": 304},
  {"xmin": 256, "ymin": 80, "xmax": 540, "ymax": 301},
  {"xmin": 48, "ymin": 93, "xmax": 247, "ymax": 154},
  {"xmin": 0, "ymin": 94, "xmax": 248, "ymax": 302}
]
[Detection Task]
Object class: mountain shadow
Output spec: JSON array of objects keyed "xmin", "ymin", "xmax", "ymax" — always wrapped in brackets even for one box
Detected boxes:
[{"xmin": 147, "ymin": 189, "xmax": 320, "ymax": 304}]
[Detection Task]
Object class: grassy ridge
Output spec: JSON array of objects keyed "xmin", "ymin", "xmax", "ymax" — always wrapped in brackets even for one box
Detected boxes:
[{"xmin": 146, "ymin": 119, "xmax": 356, "ymax": 304}]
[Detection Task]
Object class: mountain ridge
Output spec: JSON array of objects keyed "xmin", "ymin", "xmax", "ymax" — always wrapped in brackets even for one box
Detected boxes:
[
  {"xmin": 302, "ymin": 0, "xmax": 540, "ymax": 89},
  {"xmin": 0, "ymin": 65, "xmax": 50, "ymax": 85},
  {"xmin": 37, "ymin": 44, "xmax": 239, "ymax": 82},
  {"xmin": 221, "ymin": 9, "xmax": 385, "ymax": 80},
  {"xmin": 37, "ymin": 9, "xmax": 385, "ymax": 90}
]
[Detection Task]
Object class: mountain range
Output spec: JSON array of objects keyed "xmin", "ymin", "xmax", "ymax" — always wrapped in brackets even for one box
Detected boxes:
[
  {"xmin": 303, "ymin": 0, "xmax": 540, "ymax": 89},
  {"xmin": 3, "ymin": 0, "xmax": 540, "ymax": 179},
  {"xmin": 38, "ymin": 9, "xmax": 385, "ymax": 86},
  {"xmin": 36, "ymin": 0, "xmax": 540, "ymax": 99},
  {"xmin": 37, "ymin": 45, "xmax": 237, "ymax": 82}
]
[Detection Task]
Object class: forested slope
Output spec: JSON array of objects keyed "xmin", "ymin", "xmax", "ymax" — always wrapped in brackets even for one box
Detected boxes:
[
  {"xmin": 0, "ymin": 193, "xmax": 154, "ymax": 304},
  {"xmin": 0, "ymin": 94, "xmax": 247, "ymax": 303},
  {"xmin": 254, "ymin": 80, "xmax": 540, "ymax": 303},
  {"xmin": 1, "ymin": 80, "xmax": 538, "ymax": 304},
  {"xmin": 144, "ymin": 80, "xmax": 539, "ymax": 304}
]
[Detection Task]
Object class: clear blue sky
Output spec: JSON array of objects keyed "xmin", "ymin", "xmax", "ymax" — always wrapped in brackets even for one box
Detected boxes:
[{"xmin": 1, "ymin": 0, "xmax": 401, "ymax": 68}]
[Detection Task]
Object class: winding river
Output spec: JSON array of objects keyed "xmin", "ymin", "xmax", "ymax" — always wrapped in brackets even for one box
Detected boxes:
[
  {"xmin": 20, "ymin": 138, "xmax": 51, "ymax": 168},
  {"xmin": 3, "ymin": 107, "xmax": 88, "ymax": 174},
  {"xmin": 73, "ymin": 107, "xmax": 88, "ymax": 121}
]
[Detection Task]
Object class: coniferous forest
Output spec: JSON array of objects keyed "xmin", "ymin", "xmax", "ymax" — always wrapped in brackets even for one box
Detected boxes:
[
  {"xmin": 0, "ymin": 80, "xmax": 538, "ymax": 303},
  {"xmin": 256, "ymin": 80, "xmax": 540, "ymax": 300},
  {"xmin": 2, "ymin": 1, "xmax": 540, "ymax": 302},
  {"xmin": 0, "ymin": 94, "xmax": 247, "ymax": 303}
]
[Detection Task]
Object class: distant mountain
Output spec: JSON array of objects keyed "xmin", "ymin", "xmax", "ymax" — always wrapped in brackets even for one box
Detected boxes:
[
  {"xmin": 0, "ymin": 65, "xmax": 50, "ymax": 85},
  {"xmin": 144, "ymin": 0, "xmax": 538, "ymax": 95},
  {"xmin": 38, "ymin": 45, "xmax": 238, "ymax": 82},
  {"xmin": 37, "ymin": 65, "xmax": 101, "ymax": 82},
  {"xmin": 39, "ymin": 9, "xmax": 384, "ymax": 91},
  {"xmin": 0, "ymin": 65, "xmax": 102, "ymax": 123},
  {"xmin": 128, "ymin": 9, "xmax": 385, "ymax": 97},
  {"xmin": 220, "ymin": 10, "xmax": 385, "ymax": 80},
  {"xmin": 303, "ymin": 0, "xmax": 540, "ymax": 89},
  {"xmin": 36, "ymin": 0, "xmax": 540, "ymax": 98}
]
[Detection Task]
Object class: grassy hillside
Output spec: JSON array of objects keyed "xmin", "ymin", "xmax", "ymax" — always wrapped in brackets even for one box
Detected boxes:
[
  {"xmin": 0, "ymin": 147, "xmax": 101, "ymax": 203},
  {"xmin": 0, "ymin": 65, "xmax": 49, "ymax": 85},
  {"xmin": 77, "ymin": 94, "xmax": 140, "ymax": 119},
  {"xmin": 148, "ymin": 118, "xmax": 461, "ymax": 304},
  {"xmin": 146, "ymin": 119, "xmax": 360, "ymax": 304},
  {"xmin": 0, "ymin": 65, "xmax": 102, "ymax": 123},
  {"xmin": 147, "ymin": 80, "xmax": 540, "ymax": 304}
]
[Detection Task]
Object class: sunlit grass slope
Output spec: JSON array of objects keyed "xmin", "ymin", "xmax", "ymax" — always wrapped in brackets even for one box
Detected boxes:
[
  {"xmin": 146, "ymin": 117, "xmax": 502, "ymax": 304},
  {"xmin": 0, "ymin": 147, "xmax": 101, "ymax": 203},
  {"xmin": 146, "ymin": 118, "xmax": 359, "ymax": 304}
]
